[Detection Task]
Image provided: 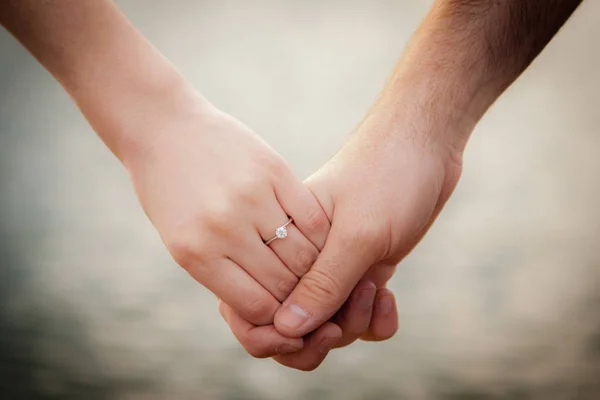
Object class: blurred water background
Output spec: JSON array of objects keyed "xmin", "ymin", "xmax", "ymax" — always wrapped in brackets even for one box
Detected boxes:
[{"xmin": 1, "ymin": 1, "xmax": 600, "ymax": 398}]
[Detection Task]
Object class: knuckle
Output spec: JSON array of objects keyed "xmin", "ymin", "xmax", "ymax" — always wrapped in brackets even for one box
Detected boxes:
[
  {"xmin": 349, "ymin": 223, "xmax": 381, "ymax": 244},
  {"xmin": 293, "ymin": 247, "xmax": 318, "ymax": 276},
  {"xmin": 168, "ymin": 236, "xmax": 203, "ymax": 272},
  {"xmin": 169, "ymin": 239, "xmax": 217, "ymax": 283},
  {"xmin": 303, "ymin": 209, "xmax": 329, "ymax": 235},
  {"xmin": 300, "ymin": 269, "xmax": 342, "ymax": 307},
  {"xmin": 342, "ymin": 221, "xmax": 388, "ymax": 257},
  {"xmin": 298, "ymin": 357, "xmax": 324, "ymax": 372},
  {"xmin": 243, "ymin": 340, "xmax": 270, "ymax": 359},
  {"xmin": 267, "ymin": 330, "xmax": 287, "ymax": 357},
  {"xmin": 255, "ymin": 152, "xmax": 287, "ymax": 178},
  {"xmin": 276, "ymin": 276, "xmax": 298, "ymax": 300},
  {"xmin": 244, "ymin": 296, "xmax": 276, "ymax": 325},
  {"xmin": 237, "ymin": 189, "xmax": 259, "ymax": 207},
  {"xmin": 264, "ymin": 153, "xmax": 287, "ymax": 174},
  {"xmin": 204, "ymin": 205, "xmax": 235, "ymax": 237},
  {"xmin": 234, "ymin": 175, "xmax": 268, "ymax": 206}
]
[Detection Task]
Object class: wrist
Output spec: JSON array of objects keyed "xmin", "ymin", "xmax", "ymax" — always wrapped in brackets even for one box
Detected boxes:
[
  {"xmin": 358, "ymin": 7, "xmax": 514, "ymax": 157},
  {"xmin": 44, "ymin": 5, "xmax": 215, "ymax": 167},
  {"xmin": 354, "ymin": 65, "xmax": 478, "ymax": 165},
  {"xmin": 91, "ymin": 79, "xmax": 213, "ymax": 170},
  {"xmin": 3, "ymin": 0, "xmax": 212, "ymax": 166}
]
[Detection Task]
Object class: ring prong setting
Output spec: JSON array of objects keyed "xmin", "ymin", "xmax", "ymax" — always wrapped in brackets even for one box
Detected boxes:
[
  {"xmin": 264, "ymin": 217, "xmax": 293, "ymax": 246},
  {"xmin": 275, "ymin": 226, "xmax": 288, "ymax": 239}
]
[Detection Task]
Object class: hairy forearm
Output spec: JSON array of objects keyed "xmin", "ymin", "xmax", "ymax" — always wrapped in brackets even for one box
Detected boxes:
[
  {"xmin": 0, "ymin": 0, "xmax": 202, "ymax": 162},
  {"xmin": 364, "ymin": 0, "xmax": 583, "ymax": 153}
]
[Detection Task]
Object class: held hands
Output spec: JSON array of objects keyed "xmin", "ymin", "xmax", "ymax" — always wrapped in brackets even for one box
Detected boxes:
[
  {"xmin": 216, "ymin": 107, "xmax": 464, "ymax": 369},
  {"xmin": 117, "ymin": 82, "xmax": 463, "ymax": 371},
  {"xmin": 5, "ymin": 0, "xmax": 558, "ymax": 374},
  {"xmin": 0, "ymin": 0, "xmax": 409, "ymax": 369}
]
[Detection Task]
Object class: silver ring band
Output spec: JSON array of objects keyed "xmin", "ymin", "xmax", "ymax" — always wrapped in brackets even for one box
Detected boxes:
[{"xmin": 264, "ymin": 217, "xmax": 293, "ymax": 246}]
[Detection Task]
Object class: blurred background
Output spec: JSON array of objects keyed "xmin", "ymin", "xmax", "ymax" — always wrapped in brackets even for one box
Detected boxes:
[{"xmin": 1, "ymin": 0, "xmax": 600, "ymax": 398}]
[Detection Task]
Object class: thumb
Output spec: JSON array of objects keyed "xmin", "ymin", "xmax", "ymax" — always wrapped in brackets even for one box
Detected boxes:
[{"xmin": 273, "ymin": 221, "xmax": 378, "ymax": 337}]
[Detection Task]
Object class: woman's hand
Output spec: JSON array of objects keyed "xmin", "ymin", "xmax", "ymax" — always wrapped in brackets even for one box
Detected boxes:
[
  {"xmin": 123, "ymin": 95, "xmax": 331, "ymax": 343},
  {"xmin": 0, "ymin": 0, "xmax": 337, "ymax": 358}
]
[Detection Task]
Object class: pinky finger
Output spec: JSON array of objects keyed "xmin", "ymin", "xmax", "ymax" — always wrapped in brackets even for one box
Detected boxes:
[
  {"xmin": 359, "ymin": 288, "xmax": 399, "ymax": 342},
  {"xmin": 219, "ymin": 301, "xmax": 304, "ymax": 358}
]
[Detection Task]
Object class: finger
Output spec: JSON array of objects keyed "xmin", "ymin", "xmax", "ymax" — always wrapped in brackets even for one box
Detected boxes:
[
  {"xmin": 187, "ymin": 258, "xmax": 280, "ymax": 326},
  {"xmin": 256, "ymin": 193, "xmax": 319, "ymax": 278},
  {"xmin": 362, "ymin": 262, "xmax": 397, "ymax": 288},
  {"xmin": 255, "ymin": 201, "xmax": 320, "ymax": 278},
  {"xmin": 266, "ymin": 223, "xmax": 319, "ymax": 278},
  {"xmin": 332, "ymin": 280, "xmax": 376, "ymax": 348},
  {"xmin": 274, "ymin": 172, "xmax": 331, "ymax": 251},
  {"xmin": 219, "ymin": 301, "xmax": 304, "ymax": 358},
  {"xmin": 273, "ymin": 322, "xmax": 342, "ymax": 371},
  {"xmin": 360, "ymin": 288, "xmax": 399, "ymax": 342},
  {"xmin": 274, "ymin": 222, "xmax": 377, "ymax": 337},
  {"xmin": 231, "ymin": 232, "xmax": 299, "ymax": 302}
]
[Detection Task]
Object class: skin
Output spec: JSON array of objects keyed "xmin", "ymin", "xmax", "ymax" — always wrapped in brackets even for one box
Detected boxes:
[
  {"xmin": 0, "ymin": 0, "xmax": 342, "ymax": 360},
  {"xmin": 224, "ymin": 0, "xmax": 584, "ymax": 370},
  {"xmin": 0, "ymin": 0, "xmax": 392, "ymax": 368},
  {"xmin": 0, "ymin": 0, "xmax": 584, "ymax": 371}
]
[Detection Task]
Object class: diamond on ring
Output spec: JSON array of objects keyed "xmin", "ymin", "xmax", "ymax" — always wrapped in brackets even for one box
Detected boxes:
[
  {"xmin": 265, "ymin": 217, "xmax": 293, "ymax": 246},
  {"xmin": 275, "ymin": 226, "xmax": 288, "ymax": 239}
]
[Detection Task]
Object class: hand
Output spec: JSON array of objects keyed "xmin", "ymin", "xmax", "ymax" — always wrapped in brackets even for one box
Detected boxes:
[
  {"xmin": 218, "ymin": 278, "xmax": 396, "ymax": 371},
  {"xmin": 217, "ymin": 159, "xmax": 403, "ymax": 370},
  {"xmin": 328, "ymin": 269, "xmax": 398, "ymax": 348},
  {"xmin": 123, "ymin": 94, "xmax": 331, "ymax": 350},
  {"xmin": 218, "ymin": 106, "xmax": 458, "ymax": 370},
  {"xmin": 272, "ymin": 114, "xmax": 463, "ymax": 339},
  {"xmin": 217, "ymin": 199, "xmax": 400, "ymax": 370}
]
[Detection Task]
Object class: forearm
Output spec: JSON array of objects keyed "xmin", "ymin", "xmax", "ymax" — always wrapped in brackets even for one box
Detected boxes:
[
  {"xmin": 0, "ymin": 0, "xmax": 203, "ymax": 163},
  {"xmin": 362, "ymin": 0, "xmax": 582, "ymax": 153}
]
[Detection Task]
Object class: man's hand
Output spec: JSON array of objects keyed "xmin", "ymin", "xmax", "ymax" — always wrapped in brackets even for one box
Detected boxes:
[
  {"xmin": 218, "ymin": 109, "xmax": 459, "ymax": 368},
  {"xmin": 273, "ymin": 120, "xmax": 463, "ymax": 338},
  {"xmin": 272, "ymin": 0, "xmax": 583, "ymax": 342}
]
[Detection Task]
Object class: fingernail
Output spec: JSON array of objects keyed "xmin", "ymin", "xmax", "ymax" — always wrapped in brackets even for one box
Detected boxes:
[
  {"xmin": 379, "ymin": 296, "xmax": 393, "ymax": 314},
  {"xmin": 277, "ymin": 303, "xmax": 309, "ymax": 330},
  {"xmin": 277, "ymin": 344, "xmax": 301, "ymax": 355},
  {"xmin": 355, "ymin": 287, "xmax": 376, "ymax": 309},
  {"xmin": 318, "ymin": 337, "xmax": 338, "ymax": 354}
]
